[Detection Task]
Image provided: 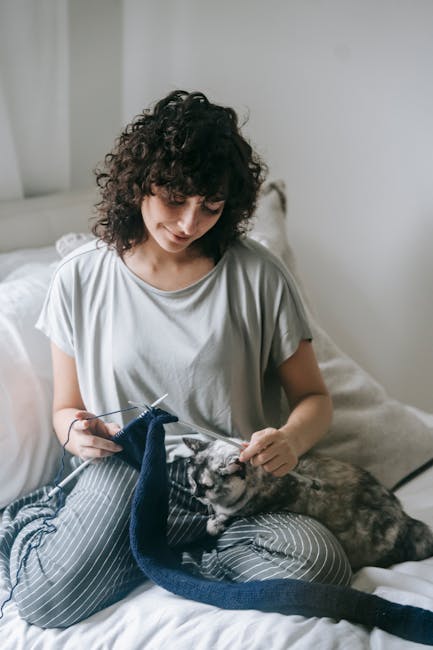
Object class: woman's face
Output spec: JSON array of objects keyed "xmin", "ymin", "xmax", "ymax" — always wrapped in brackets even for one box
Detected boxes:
[{"xmin": 140, "ymin": 186, "xmax": 225, "ymax": 254}]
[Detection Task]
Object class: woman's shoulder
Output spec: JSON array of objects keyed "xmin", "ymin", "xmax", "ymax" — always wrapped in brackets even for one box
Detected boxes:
[
  {"xmin": 50, "ymin": 239, "xmax": 115, "ymax": 292},
  {"xmin": 55, "ymin": 238, "xmax": 111, "ymax": 273},
  {"xmin": 228, "ymin": 238, "xmax": 306, "ymax": 305},
  {"xmin": 230, "ymin": 237, "xmax": 290, "ymax": 277}
]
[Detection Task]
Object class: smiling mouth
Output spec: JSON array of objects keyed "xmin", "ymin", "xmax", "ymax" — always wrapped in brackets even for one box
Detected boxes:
[{"xmin": 165, "ymin": 228, "xmax": 190, "ymax": 241}]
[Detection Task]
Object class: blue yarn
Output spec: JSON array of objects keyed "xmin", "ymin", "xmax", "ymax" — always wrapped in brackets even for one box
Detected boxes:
[{"xmin": 113, "ymin": 408, "xmax": 433, "ymax": 646}]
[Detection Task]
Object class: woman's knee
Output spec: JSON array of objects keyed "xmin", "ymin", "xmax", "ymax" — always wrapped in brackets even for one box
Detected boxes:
[
  {"xmin": 13, "ymin": 581, "xmax": 72, "ymax": 628},
  {"xmin": 11, "ymin": 529, "xmax": 138, "ymax": 628},
  {"xmin": 285, "ymin": 514, "xmax": 353, "ymax": 586},
  {"xmin": 223, "ymin": 512, "xmax": 353, "ymax": 586},
  {"xmin": 7, "ymin": 457, "xmax": 139, "ymax": 627}
]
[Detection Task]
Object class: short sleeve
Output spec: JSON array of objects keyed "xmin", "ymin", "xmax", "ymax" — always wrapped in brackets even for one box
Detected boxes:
[
  {"xmin": 269, "ymin": 264, "xmax": 312, "ymax": 368},
  {"xmin": 35, "ymin": 263, "xmax": 75, "ymax": 357}
]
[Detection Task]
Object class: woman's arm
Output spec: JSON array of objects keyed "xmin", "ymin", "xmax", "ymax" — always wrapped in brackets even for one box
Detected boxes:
[
  {"xmin": 51, "ymin": 342, "xmax": 123, "ymax": 459},
  {"xmin": 239, "ymin": 340, "xmax": 332, "ymax": 476}
]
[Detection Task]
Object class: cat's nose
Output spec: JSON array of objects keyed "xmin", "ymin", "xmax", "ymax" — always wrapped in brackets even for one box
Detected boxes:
[{"xmin": 195, "ymin": 484, "xmax": 208, "ymax": 498}]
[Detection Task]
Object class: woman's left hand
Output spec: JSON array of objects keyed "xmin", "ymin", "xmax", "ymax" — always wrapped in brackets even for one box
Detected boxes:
[{"xmin": 238, "ymin": 428, "xmax": 298, "ymax": 477}]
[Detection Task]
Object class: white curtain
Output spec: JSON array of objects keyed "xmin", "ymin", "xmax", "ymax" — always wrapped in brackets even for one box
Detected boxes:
[
  {"xmin": 0, "ymin": 70, "xmax": 22, "ymax": 200},
  {"xmin": 0, "ymin": 0, "xmax": 69, "ymax": 199}
]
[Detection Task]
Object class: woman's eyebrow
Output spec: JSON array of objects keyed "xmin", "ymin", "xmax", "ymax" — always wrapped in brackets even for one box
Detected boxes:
[{"xmin": 205, "ymin": 196, "xmax": 226, "ymax": 204}]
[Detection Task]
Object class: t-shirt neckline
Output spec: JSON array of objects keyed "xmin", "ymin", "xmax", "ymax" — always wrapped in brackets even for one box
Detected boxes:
[{"xmin": 117, "ymin": 247, "xmax": 230, "ymax": 297}]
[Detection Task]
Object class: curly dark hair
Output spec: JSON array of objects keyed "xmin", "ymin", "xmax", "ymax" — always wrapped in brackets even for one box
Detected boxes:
[{"xmin": 93, "ymin": 90, "xmax": 267, "ymax": 258}]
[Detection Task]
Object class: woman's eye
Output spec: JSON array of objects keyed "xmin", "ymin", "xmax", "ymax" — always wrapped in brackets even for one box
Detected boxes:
[
  {"xmin": 203, "ymin": 201, "xmax": 224, "ymax": 215},
  {"xmin": 203, "ymin": 206, "xmax": 221, "ymax": 215}
]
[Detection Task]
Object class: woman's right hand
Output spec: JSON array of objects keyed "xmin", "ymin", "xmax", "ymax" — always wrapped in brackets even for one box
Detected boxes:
[{"xmin": 68, "ymin": 411, "xmax": 123, "ymax": 460}]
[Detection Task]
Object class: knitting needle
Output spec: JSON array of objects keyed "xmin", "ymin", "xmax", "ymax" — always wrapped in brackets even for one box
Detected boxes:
[
  {"xmin": 47, "ymin": 459, "xmax": 93, "ymax": 498},
  {"xmin": 47, "ymin": 394, "xmax": 168, "ymax": 498},
  {"xmin": 176, "ymin": 419, "xmax": 244, "ymax": 451},
  {"xmin": 127, "ymin": 401, "xmax": 304, "ymax": 480},
  {"xmin": 127, "ymin": 393, "xmax": 168, "ymax": 414},
  {"xmin": 128, "ymin": 399, "xmax": 243, "ymax": 451},
  {"xmin": 129, "ymin": 392, "xmax": 241, "ymax": 451}
]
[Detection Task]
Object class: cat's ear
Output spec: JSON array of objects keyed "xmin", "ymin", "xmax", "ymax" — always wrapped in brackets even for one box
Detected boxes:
[{"xmin": 182, "ymin": 437, "xmax": 209, "ymax": 453}]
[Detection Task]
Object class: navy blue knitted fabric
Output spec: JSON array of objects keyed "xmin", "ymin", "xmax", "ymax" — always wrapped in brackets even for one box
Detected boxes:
[{"xmin": 113, "ymin": 409, "xmax": 433, "ymax": 645}]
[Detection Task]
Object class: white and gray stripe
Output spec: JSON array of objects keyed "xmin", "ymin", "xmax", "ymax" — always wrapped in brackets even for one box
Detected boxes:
[{"xmin": 0, "ymin": 456, "xmax": 351, "ymax": 628}]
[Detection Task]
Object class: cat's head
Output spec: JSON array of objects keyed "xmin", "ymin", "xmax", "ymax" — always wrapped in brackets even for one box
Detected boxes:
[{"xmin": 183, "ymin": 437, "xmax": 250, "ymax": 510}]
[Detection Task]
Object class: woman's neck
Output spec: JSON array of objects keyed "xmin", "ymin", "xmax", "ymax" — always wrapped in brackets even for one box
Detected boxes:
[{"xmin": 122, "ymin": 239, "xmax": 215, "ymax": 291}]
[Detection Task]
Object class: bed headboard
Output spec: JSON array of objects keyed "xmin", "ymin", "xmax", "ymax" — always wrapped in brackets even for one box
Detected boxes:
[{"xmin": 0, "ymin": 189, "xmax": 98, "ymax": 252}]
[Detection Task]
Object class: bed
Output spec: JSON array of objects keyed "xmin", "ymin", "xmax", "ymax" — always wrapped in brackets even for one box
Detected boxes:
[{"xmin": 0, "ymin": 184, "xmax": 433, "ymax": 649}]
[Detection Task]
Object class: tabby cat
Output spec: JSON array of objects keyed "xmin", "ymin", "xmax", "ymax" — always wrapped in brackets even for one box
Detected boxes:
[{"xmin": 183, "ymin": 437, "xmax": 433, "ymax": 570}]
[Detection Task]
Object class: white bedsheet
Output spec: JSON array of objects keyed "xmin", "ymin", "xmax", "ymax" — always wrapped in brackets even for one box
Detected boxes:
[{"xmin": 1, "ymin": 461, "xmax": 433, "ymax": 650}]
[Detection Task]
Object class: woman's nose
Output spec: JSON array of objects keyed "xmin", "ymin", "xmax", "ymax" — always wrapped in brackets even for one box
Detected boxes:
[{"xmin": 177, "ymin": 206, "xmax": 199, "ymax": 235}]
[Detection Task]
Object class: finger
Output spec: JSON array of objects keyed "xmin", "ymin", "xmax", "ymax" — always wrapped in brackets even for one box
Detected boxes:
[
  {"xmin": 262, "ymin": 455, "xmax": 286, "ymax": 473},
  {"xmin": 89, "ymin": 419, "xmax": 121, "ymax": 440},
  {"xmin": 240, "ymin": 440, "xmax": 273, "ymax": 463},
  {"xmin": 74, "ymin": 410, "xmax": 95, "ymax": 421},
  {"xmin": 239, "ymin": 441, "xmax": 263, "ymax": 462},
  {"xmin": 239, "ymin": 429, "xmax": 277, "ymax": 462},
  {"xmin": 78, "ymin": 433, "xmax": 122, "ymax": 453},
  {"xmin": 247, "ymin": 447, "xmax": 276, "ymax": 467},
  {"xmin": 269, "ymin": 463, "xmax": 293, "ymax": 477},
  {"xmin": 86, "ymin": 440, "xmax": 123, "ymax": 454},
  {"xmin": 73, "ymin": 419, "xmax": 91, "ymax": 432},
  {"xmin": 79, "ymin": 448, "xmax": 113, "ymax": 460},
  {"xmin": 105, "ymin": 422, "xmax": 122, "ymax": 437},
  {"xmin": 73, "ymin": 412, "xmax": 98, "ymax": 433}
]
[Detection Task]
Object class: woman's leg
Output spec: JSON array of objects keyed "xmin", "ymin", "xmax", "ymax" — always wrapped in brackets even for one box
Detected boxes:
[
  {"xmin": 0, "ymin": 456, "xmax": 144, "ymax": 628},
  {"xmin": 166, "ymin": 459, "xmax": 212, "ymax": 547},
  {"xmin": 188, "ymin": 512, "xmax": 353, "ymax": 586},
  {"xmin": 1, "ymin": 455, "xmax": 351, "ymax": 628}
]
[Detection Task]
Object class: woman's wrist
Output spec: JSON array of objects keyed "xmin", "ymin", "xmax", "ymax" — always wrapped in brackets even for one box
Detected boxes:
[{"xmin": 279, "ymin": 392, "xmax": 333, "ymax": 458}]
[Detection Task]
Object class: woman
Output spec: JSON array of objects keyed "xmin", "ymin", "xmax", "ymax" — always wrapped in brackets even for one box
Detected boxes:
[{"xmin": 0, "ymin": 90, "xmax": 351, "ymax": 628}]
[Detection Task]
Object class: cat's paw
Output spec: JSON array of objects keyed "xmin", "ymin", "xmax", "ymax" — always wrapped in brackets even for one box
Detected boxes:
[{"xmin": 206, "ymin": 515, "xmax": 228, "ymax": 536}]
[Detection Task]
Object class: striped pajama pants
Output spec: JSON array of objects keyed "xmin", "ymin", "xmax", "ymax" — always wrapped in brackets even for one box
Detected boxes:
[{"xmin": 0, "ymin": 455, "xmax": 352, "ymax": 628}]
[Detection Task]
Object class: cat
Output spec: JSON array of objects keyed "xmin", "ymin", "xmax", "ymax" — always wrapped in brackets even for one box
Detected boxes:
[{"xmin": 183, "ymin": 437, "xmax": 433, "ymax": 570}]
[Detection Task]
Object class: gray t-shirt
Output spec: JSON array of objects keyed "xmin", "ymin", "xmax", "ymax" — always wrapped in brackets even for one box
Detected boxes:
[{"xmin": 36, "ymin": 237, "xmax": 311, "ymax": 461}]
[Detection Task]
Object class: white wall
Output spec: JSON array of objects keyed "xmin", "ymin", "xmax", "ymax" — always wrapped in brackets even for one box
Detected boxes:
[
  {"xmin": 69, "ymin": 0, "xmax": 122, "ymax": 188},
  {"xmin": 0, "ymin": 0, "xmax": 70, "ymax": 197},
  {"xmin": 121, "ymin": 0, "xmax": 433, "ymax": 411},
  {"xmin": 0, "ymin": 0, "xmax": 122, "ymax": 196}
]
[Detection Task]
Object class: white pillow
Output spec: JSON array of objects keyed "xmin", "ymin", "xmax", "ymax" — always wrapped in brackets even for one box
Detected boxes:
[
  {"xmin": 251, "ymin": 181, "xmax": 433, "ymax": 489},
  {"xmin": 0, "ymin": 264, "xmax": 62, "ymax": 508},
  {"xmin": 0, "ymin": 245, "xmax": 59, "ymax": 282}
]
